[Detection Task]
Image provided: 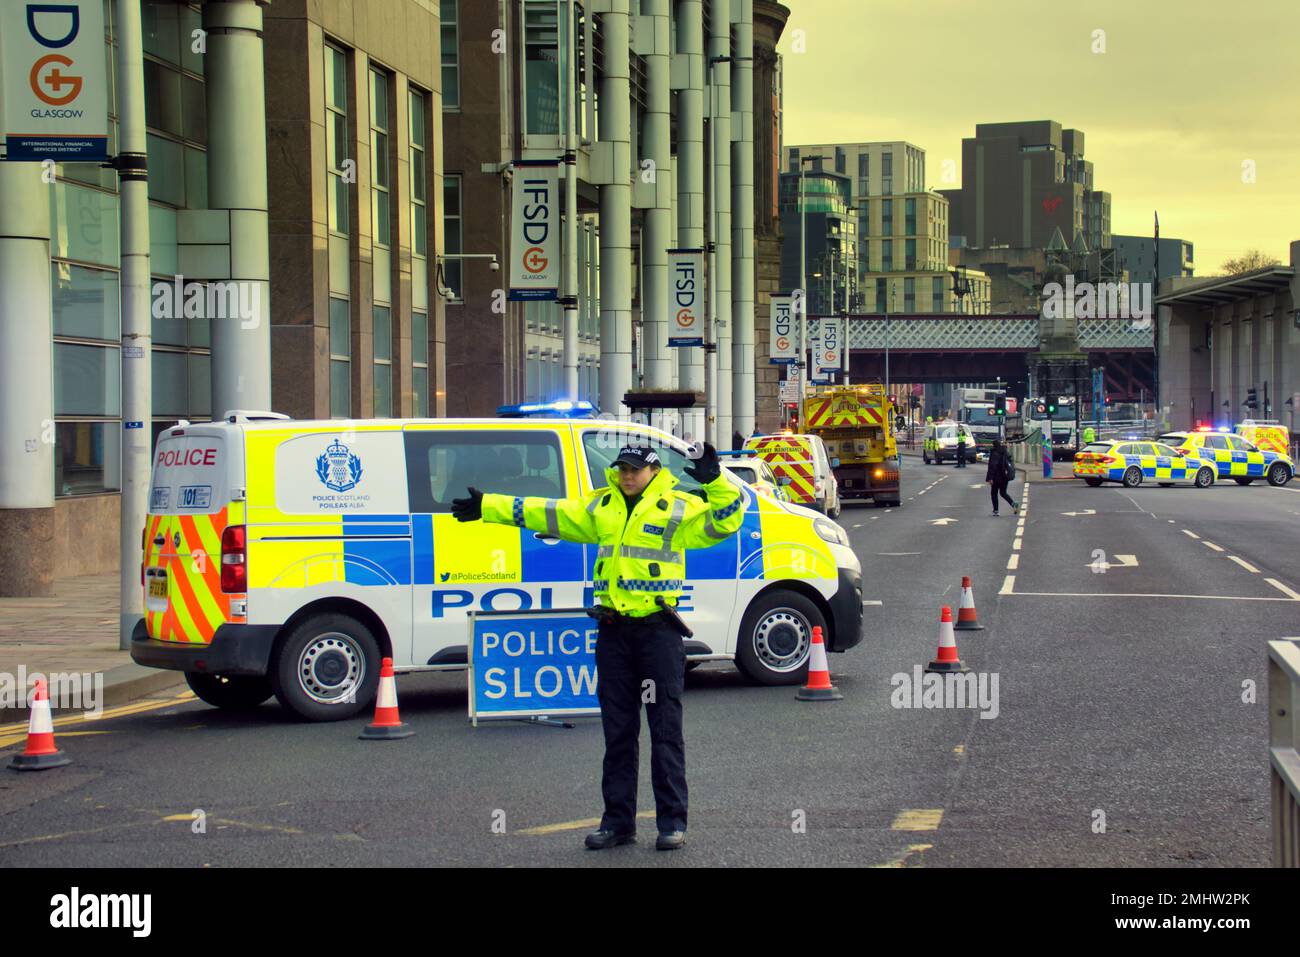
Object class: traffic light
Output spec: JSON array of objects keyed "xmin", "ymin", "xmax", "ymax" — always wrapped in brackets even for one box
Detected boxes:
[
  {"xmin": 1245, "ymin": 387, "xmax": 1258, "ymax": 411},
  {"xmin": 1047, "ymin": 401, "xmax": 1057, "ymax": 415},
  {"xmin": 1034, "ymin": 402, "xmax": 1047, "ymax": 415},
  {"xmin": 994, "ymin": 394, "xmax": 1006, "ymax": 417}
]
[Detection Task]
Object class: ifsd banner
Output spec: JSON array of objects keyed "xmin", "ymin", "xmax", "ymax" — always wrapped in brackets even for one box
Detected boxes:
[
  {"xmin": 508, "ymin": 160, "xmax": 560, "ymax": 300},
  {"xmin": 769, "ymin": 295, "xmax": 796, "ymax": 364},
  {"xmin": 818, "ymin": 315, "xmax": 842, "ymax": 370},
  {"xmin": 667, "ymin": 248, "xmax": 705, "ymax": 346}
]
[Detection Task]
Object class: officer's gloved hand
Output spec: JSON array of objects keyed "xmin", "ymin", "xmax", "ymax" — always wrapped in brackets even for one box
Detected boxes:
[
  {"xmin": 684, "ymin": 442, "xmax": 721, "ymax": 484},
  {"xmin": 451, "ymin": 486, "xmax": 484, "ymax": 522}
]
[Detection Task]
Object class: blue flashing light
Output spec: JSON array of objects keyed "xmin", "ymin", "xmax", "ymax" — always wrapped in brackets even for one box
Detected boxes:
[{"xmin": 496, "ymin": 399, "xmax": 597, "ymax": 418}]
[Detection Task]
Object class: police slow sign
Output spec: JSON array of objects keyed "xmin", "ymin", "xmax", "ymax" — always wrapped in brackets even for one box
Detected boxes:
[
  {"xmin": 0, "ymin": 1, "xmax": 108, "ymax": 161},
  {"xmin": 468, "ymin": 609, "xmax": 601, "ymax": 724},
  {"xmin": 667, "ymin": 248, "xmax": 705, "ymax": 346},
  {"xmin": 508, "ymin": 159, "xmax": 560, "ymax": 300}
]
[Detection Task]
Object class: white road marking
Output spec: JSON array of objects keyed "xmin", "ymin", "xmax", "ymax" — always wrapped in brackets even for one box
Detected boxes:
[
  {"xmin": 1228, "ymin": 556, "xmax": 1260, "ymax": 573},
  {"xmin": 1202, "ymin": 541, "xmax": 1224, "ymax": 552},
  {"xmin": 852, "ymin": 524, "xmax": 863, "ymax": 528},
  {"xmin": 999, "ymin": 575, "xmax": 1015, "ymax": 595},
  {"xmin": 1182, "ymin": 530, "xmax": 1200, "ymax": 539},
  {"xmin": 862, "ymin": 600, "xmax": 884, "ymax": 606},
  {"xmin": 1012, "ymin": 537, "xmax": 1022, "ymax": 550},
  {"xmin": 1086, "ymin": 554, "xmax": 1138, "ymax": 570},
  {"xmin": 878, "ymin": 552, "xmax": 921, "ymax": 556},
  {"xmin": 929, "ymin": 518, "xmax": 958, "ymax": 526},
  {"xmin": 1007, "ymin": 554, "xmax": 1019, "ymax": 570},
  {"xmin": 1008, "ymin": 591, "xmax": 1299, "ymax": 602},
  {"xmin": 1061, "ymin": 509, "xmax": 1096, "ymax": 516},
  {"xmin": 1266, "ymin": 579, "xmax": 1300, "ymax": 600}
]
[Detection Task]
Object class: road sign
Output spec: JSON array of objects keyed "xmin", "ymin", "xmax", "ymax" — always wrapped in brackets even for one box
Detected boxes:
[{"xmin": 467, "ymin": 609, "xmax": 600, "ymax": 725}]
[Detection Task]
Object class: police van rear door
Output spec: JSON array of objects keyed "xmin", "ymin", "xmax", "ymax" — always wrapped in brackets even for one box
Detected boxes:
[
  {"xmin": 144, "ymin": 426, "xmax": 237, "ymax": 643},
  {"xmin": 403, "ymin": 423, "xmax": 587, "ymax": 668}
]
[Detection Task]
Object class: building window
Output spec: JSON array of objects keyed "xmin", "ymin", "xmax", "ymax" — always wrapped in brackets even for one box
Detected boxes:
[
  {"xmin": 370, "ymin": 67, "xmax": 392, "ymax": 248},
  {"xmin": 373, "ymin": 304, "xmax": 392, "ymax": 416},
  {"xmin": 905, "ymin": 197, "xmax": 916, "ymax": 234},
  {"xmin": 904, "ymin": 277, "xmax": 915, "ymax": 311},
  {"xmin": 882, "ymin": 239, "xmax": 892, "ymax": 273},
  {"xmin": 409, "ymin": 89, "xmax": 428, "ymax": 257},
  {"xmin": 933, "ymin": 275, "xmax": 945, "ymax": 311},
  {"xmin": 788, "ymin": 148, "xmax": 799, "ymax": 173},
  {"xmin": 835, "ymin": 147, "xmax": 845, "ymax": 175},
  {"xmin": 876, "ymin": 277, "xmax": 887, "ymax": 311},
  {"xmin": 326, "ymin": 44, "xmax": 350, "ymax": 235},
  {"xmin": 441, "ymin": 0, "xmax": 460, "ymax": 109},
  {"xmin": 413, "ymin": 309, "xmax": 429, "ymax": 416},
  {"xmin": 857, "ymin": 151, "xmax": 868, "ymax": 196},
  {"xmin": 329, "ymin": 296, "xmax": 351, "ymax": 416},
  {"xmin": 905, "ymin": 238, "xmax": 916, "ymax": 271},
  {"xmin": 443, "ymin": 176, "xmax": 463, "ymax": 301},
  {"xmin": 881, "ymin": 198, "xmax": 892, "ymax": 236},
  {"xmin": 524, "ymin": 1, "xmax": 560, "ymax": 135}
]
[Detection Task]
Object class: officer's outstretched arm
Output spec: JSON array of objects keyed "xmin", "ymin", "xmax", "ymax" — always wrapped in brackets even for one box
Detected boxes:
[
  {"xmin": 672, "ymin": 476, "xmax": 745, "ymax": 549},
  {"xmin": 479, "ymin": 490, "xmax": 602, "ymax": 544}
]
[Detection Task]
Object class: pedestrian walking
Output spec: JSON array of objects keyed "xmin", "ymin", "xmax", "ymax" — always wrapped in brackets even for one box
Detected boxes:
[
  {"xmin": 451, "ymin": 442, "xmax": 744, "ymax": 851},
  {"xmin": 986, "ymin": 439, "xmax": 1018, "ymax": 515}
]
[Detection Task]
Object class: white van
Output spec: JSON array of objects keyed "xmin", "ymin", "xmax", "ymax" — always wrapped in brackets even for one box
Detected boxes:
[{"xmin": 131, "ymin": 412, "xmax": 865, "ymax": 720}]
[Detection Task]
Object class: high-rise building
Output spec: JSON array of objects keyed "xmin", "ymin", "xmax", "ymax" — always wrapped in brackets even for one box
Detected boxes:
[
  {"xmin": 1114, "ymin": 235, "xmax": 1194, "ymax": 286},
  {"xmin": 941, "ymin": 121, "xmax": 1111, "ymax": 251}
]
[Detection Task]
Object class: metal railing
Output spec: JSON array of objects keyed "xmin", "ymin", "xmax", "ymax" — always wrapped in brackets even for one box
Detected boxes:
[{"xmin": 1270, "ymin": 638, "xmax": 1300, "ymax": 867}]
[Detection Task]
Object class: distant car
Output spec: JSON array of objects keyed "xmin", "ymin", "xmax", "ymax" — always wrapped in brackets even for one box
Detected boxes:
[
  {"xmin": 724, "ymin": 456, "xmax": 791, "ymax": 503},
  {"xmin": 1073, "ymin": 440, "xmax": 1216, "ymax": 488},
  {"xmin": 1157, "ymin": 429, "xmax": 1293, "ymax": 487}
]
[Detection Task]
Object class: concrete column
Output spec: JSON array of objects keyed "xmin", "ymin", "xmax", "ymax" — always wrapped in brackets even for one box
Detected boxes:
[
  {"xmin": 641, "ymin": 0, "xmax": 673, "ymax": 392},
  {"xmin": 204, "ymin": 0, "xmax": 272, "ymax": 415},
  {"xmin": 710, "ymin": 0, "xmax": 732, "ymax": 445},
  {"xmin": 731, "ymin": 0, "xmax": 755, "ymax": 439},
  {"xmin": 676, "ymin": 0, "xmax": 705, "ymax": 439},
  {"xmin": 0, "ymin": 164, "xmax": 55, "ymax": 595},
  {"xmin": 599, "ymin": 0, "xmax": 634, "ymax": 418}
]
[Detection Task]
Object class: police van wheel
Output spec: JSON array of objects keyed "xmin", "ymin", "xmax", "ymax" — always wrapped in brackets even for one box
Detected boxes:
[
  {"xmin": 1122, "ymin": 467, "xmax": 1143, "ymax": 488},
  {"xmin": 185, "ymin": 672, "xmax": 273, "ymax": 711},
  {"xmin": 1233, "ymin": 477, "xmax": 1254, "ymax": 486},
  {"xmin": 270, "ymin": 614, "xmax": 381, "ymax": 722},
  {"xmin": 1195, "ymin": 467, "xmax": 1215, "ymax": 488},
  {"xmin": 735, "ymin": 591, "xmax": 825, "ymax": 686},
  {"xmin": 1267, "ymin": 462, "xmax": 1291, "ymax": 486}
]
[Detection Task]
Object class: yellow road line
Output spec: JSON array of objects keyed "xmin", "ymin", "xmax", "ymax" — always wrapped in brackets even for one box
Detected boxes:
[
  {"xmin": 1000, "ymin": 575, "xmax": 1015, "ymax": 595},
  {"xmin": 1228, "ymin": 556, "xmax": 1260, "ymax": 574},
  {"xmin": 891, "ymin": 809, "xmax": 943, "ymax": 831},
  {"xmin": 1266, "ymin": 578, "xmax": 1300, "ymax": 600},
  {"xmin": 518, "ymin": 810, "xmax": 655, "ymax": 836},
  {"xmin": 1202, "ymin": 541, "xmax": 1224, "ymax": 553},
  {"xmin": 873, "ymin": 843, "xmax": 933, "ymax": 868},
  {"xmin": 0, "ymin": 691, "xmax": 195, "ymax": 749}
]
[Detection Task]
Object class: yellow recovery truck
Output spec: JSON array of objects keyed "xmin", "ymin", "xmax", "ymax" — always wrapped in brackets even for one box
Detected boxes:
[{"xmin": 802, "ymin": 384, "xmax": 901, "ymax": 508}]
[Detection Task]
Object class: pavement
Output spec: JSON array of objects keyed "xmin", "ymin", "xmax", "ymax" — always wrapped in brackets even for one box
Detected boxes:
[
  {"xmin": 0, "ymin": 574, "xmax": 184, "ymax": 721},
  {"xmin": 0, "ymin": 467, "xmax": 1296, "ymax": 866}
]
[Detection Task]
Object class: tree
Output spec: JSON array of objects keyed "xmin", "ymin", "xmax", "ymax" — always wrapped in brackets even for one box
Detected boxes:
[{"xmin": 1220, "ymin": 249, "xmax": 1281, "ymax": 275}]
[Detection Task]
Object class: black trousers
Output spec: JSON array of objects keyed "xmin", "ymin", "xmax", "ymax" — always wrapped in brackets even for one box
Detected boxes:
[
  {"xmin": 595, "ymin": 613, "xmax": 687, "ymax": 834},
  {"xmin": 990, "ymin": 479, "xmax": 1015, "ymax": 510},
  {"xmin": 956, "ymin": 446, "xmax": 967, "ymax": 467}
]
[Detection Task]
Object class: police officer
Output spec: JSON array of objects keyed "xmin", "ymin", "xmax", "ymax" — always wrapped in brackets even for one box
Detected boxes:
[
  {"xmin": 955, "ymin": 428, "xmax": 968, "ymax": 468},
  {"xmin": 450, "ymin": 442, "xmax": 743, "ymax": 851},
  {"xmin": 1082, "ymin": 424, "xmax": 1096, "ymax": 446}
]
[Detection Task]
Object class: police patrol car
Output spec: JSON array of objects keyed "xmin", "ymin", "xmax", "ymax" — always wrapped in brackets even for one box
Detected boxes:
[
  {"xmin": 1156, "ymin": 428, "xmax": 1293, "ymax": 487},
  {"xmin": 131, "ymin": 410, "xmax": 864, "ymax": 720},
  {"xmin": 1073, "ymin": 439, "xmax": 1216, "ymax": 488}
]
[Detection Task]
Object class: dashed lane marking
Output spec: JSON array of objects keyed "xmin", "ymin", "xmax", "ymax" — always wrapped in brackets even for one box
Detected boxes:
[
  {"xmin": 873, "ymin": 843, "xmax": 933, "ymax": 868},
  {"xmin": 1000, "ymin": 575, "xmax": 1015, "ymax": 595},
  {"xmin": 1202, "ymin": 541, "xmax": 1224, "ymax": 552},
  {"xmin": 1182, "ymin": 530, "xmax": 1200, "ymax": 540},
  {"xmin": 891, "ymin": 809, "xmax": 943, "ymax": 831},
  {"xmin": 1228, "ymin": 556, "xmax": 1260, "ymax": 574},
  {"xmin": 1007, "ymin": 554, "xmax": 1019, "ymax": 570},
  {"xmin": 1266, "ymin": 579, "xmax": 1300, "ymax": 600}
]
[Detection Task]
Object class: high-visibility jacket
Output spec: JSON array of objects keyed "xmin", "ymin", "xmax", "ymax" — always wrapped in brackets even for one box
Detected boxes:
[
  {"xmin": 480, "ymin": 465, "xmax": 744, "ymax": 617},
  {"xmin": 1082, "ymin": 426, "xmax": 1096, "ymax": 445}
]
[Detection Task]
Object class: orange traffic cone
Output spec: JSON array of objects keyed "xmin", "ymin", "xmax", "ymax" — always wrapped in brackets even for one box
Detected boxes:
[
  {"xmin": 796, "ymin": 626, "xmax": 843, "ymax": 701},
  {"xmin": 954, "ymin": 576, "xmax": 985, "ymax": 631},
  {"xmin": 925, "ymin": 607, "xmax": 970, "ymax": 674},
  {"xmin": 7, "ymin": 678, "xmax": 71, "ymax": 771},
  {"xmin": 359, "ymin": 657, "xmax": 414, "ymax": 739}
]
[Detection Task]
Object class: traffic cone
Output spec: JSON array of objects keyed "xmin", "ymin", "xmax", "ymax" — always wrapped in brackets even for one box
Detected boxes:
[
  {"xmin": 359, "ymin": 657, "xmax": 414, "ymax": 740},
  {"xmin": 796, "ymin": 626, "xmax": 843, "ymax": 701},
  {"xmin": 925, "ymin": 607, "xmax": 970, "ymax": 675},
  {"xmin": 7, "ymin": 679, "xmax": 72, "ymax": 771},
  {"xmin": 954, "ymin": 576, "xmax": 985, "ymax": 631}
]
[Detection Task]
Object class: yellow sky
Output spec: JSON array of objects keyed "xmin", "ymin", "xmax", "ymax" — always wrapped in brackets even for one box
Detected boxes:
[{"xmin": 777, "ymin": 0, "xmax": 1298, "ymax": 274}]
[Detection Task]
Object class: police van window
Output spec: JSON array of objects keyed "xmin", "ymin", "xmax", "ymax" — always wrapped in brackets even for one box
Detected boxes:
[
  {"xmin": 581, "ymin": 431, "xmax": 703, "ymax": 494},
  {"xmin": 1153, "ymin": 443, "xmax": 1179, "ymax": 457},
  {"xmin": 728, "ymin": 465, "xmax": 756, "ymax": 484},
  {"xmin": 1082, "ymin": 443, "xmax": 1112, "ymax": 454},
  {"xmin": 404, "ymin": 430, "xmax": 565, "ymax": 512}
]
